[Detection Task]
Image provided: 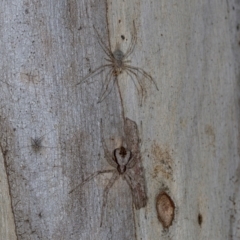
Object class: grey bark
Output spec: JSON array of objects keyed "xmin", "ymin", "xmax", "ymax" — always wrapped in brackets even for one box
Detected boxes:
[{"xmin": 0, "ymin": 0, "xmax": 239, "ymax": 239}]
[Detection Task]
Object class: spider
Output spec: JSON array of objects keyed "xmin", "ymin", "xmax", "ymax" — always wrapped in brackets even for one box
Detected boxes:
[
  {"xmin": 69, "ymin": 121, "xmax": 144, "ymax": 226},
  {"xmin": 21, "ymin": 129, "xmax": 55, "ymax": 153},
  {"xmin": 30, "ymin": 135, "xmax": 46, "ymax": 152},
  {"xmin": 76, "ymin": 22, "xmax": 159, "ymax": 103}
]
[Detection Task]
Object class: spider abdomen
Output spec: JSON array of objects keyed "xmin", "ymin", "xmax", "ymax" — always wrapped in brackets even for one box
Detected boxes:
[
  {"xmin": 113, "ymin": 49, "xmax": 124, "ymax": 61},
  {"xmin": 117, "ymin": 165, "xmax": 127, "ymax": 174}
]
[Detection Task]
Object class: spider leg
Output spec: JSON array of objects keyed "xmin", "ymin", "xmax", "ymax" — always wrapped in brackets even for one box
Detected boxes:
[
  {"xmin": 124, "ymin": 172, "xmax": 147, "ymax": 209},
  {"xmin": 39, "ymin": 129, "xmax": 55, "ymax": 139},
  {"xmin": 93, "ymin": 25, "xmax": 114, "ymax": 60},
  {"xmin": 124, "ymin": 172, "xmax": 134, "ymax": 192},
  {"xmin": 31, "ymin": 137, "xmax": 43, "ymax": 148},
  {"xmin": 29, "ymin": 129, "xmax": 55, "ymax": 151},
  {"xmin": 104, "ymin": 58, "xmax": 114, "ymax": 63},
  {"xmin": 20, "ymin": 144, "xmax": 58, "ymax": 150},
  {"xmin": 99, "ymin": 68, "xmax": 113, "ymax": 97},
  {"xmin": 68, "ymin": 169, "xmax": 115, "ymax": 194},
  {"xmin": 125, "ymin": 65, "xmax": 159, "ymax": 90},
  {"xmin": 100, "ymin": 120, "xmax": 118, "ymax": 168},
  {"xmin": 98, "ymin": 68, "xmax": 115, "ymax": 102},
  {"xmin": 100, "ymin": 171, "xmax": 119, "ymax": 227},
  {"xmin": 126, "ymin": 156, "xmax": 137, "ymax": 169},
  {"xmin": 31, "ymin": 129, "xmax": 55, "ymax": 146},
  {"xmin": 97, "ymin": 74, "xmax": 118, "ymax": 103},
  {"xmin": 124, "ymin": 173, "xmax": 140, "ymax": 209},
  {"xmin": 126, "ymin": 68, "xmax": 147, "ymax": 106},
  {"xmin": 75, "ymin": 64, "xmax": 112, "ymax": 86},
  {"xmin": 124, "ymin": 21, "xmax": 137, "ymax": 59},
  {"xmin": 125, "ymin": 68, "xmax": 144, "ymax": 101}
]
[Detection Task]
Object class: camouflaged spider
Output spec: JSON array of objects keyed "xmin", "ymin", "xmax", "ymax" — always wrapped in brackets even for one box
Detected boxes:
[
  {"xmin": 69, "ymin": 146, "xmax": 136, "ymax": 226},
  {"xmin": 69, "ymin": 124, "xmax": 139, "ymax": 226},
  {"xmin": 20, "ymin": 129, "xmax": 55, "ymax": 153},
  {"xmin": 76, "ymin": 22, "xmax": 159, "ymax": 103}
]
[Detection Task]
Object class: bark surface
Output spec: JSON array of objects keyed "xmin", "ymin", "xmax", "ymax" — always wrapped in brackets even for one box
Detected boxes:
[{"xmin": 0, "ymin": 0, "xmax": 239, "ymax": 239}]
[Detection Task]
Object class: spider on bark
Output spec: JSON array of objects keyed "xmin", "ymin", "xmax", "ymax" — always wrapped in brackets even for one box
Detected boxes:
[
  {"xmin": 20, "ymin": 129, "xmax": 55, "ymax": 153},
  {"xmin": 76, "ymin": 22, "xmax": 159, "ymax": 103},
  {"xmin": 69, "ymin": 120, "xmax": 146, "ymax": 226}
]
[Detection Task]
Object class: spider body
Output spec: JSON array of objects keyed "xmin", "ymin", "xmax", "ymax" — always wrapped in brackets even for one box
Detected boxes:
[
  {"xmin": 20, "ymin": 129, "xmax": 55, "ymax": 153},
  {"xmin": 76, "ymin": 22, "xmax": 159, "ymax": 103},
  {"xmin": 69, "ymin": 144, "xmax": 136, "ymax": 226},
  {"xmin": 113, "ymin": 48, "xmax": 125, "ymax": 68},
  {"xmin": 107, "ymin": 48, "xmax": 127, "ymax": 77},
  {"xmin": 69, "ymin": 119, "xmax": 147, "ymax": 226},
  {"xmin": 31, "ymin": 136, "xmax": 44, "ymax": 152}
]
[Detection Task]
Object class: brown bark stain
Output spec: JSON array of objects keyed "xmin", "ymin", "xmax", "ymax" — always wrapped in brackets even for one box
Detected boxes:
[
  {"xmin": 151, "ymin": 142, "xmax": 174, "ymax": 180},
  {"xmin": 20, "ymin": 72, "xmax": 39, "ymax": 84},
  {"xmin": 65, "ymin": 0, "xmax": 79, "ymax": 31},
  {"xmin": 204, "ymin": 124, "xmax": 215, "ymax": 148},
  {"xmin": 156, "ymin": 191, "xmax": 175, "ymax": 228}
]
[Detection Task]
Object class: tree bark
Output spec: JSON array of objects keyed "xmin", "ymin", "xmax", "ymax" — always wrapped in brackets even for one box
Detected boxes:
[{"xmin": 0, "ymin": 0, "xmax": 239, "ymax": 239}]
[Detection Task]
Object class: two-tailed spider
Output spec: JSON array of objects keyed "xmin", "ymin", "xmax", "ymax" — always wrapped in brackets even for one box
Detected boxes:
[{"xmin": 69, "ymin": 121, "xmax": 141, "ymax": 226}]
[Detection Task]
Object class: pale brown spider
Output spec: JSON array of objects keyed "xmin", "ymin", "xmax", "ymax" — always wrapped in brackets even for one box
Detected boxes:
[{"xmin": 76, "ymin": 22, "xmax": 159, "ymax": 103}]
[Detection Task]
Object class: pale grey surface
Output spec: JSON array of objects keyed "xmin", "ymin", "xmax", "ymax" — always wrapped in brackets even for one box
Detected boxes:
[{"xmin": 0, "ymin": 0, "xmax": 239, "ymax": 239}]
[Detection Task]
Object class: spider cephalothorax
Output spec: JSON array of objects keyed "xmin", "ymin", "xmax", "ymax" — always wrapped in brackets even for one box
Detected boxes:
[{"xmin": 112, "ymin": 47, "xmax": 127, "ymax": 70}]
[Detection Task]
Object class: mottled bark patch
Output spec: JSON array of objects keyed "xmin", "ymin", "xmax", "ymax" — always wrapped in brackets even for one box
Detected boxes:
[{"xmin": 151, "ymin": 143, "xmax": 174, "ymax": 180}]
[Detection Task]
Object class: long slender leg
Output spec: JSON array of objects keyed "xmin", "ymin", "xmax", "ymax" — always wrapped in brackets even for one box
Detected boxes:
[
  {"xmin": 125, "ymin": 65, "xmax": 159, "ymax": 90},
  {"xmin": 24, "ymin": 129, "xmax": 56, "ymax": 151},
  {"xmin": 98, "ymin": 69, "xmax": 115, "ymax": 103},
  {"xmin": 126, "ymin": 156, "xmax": 137, "ymax": 169},
  {"xmin": 100, "ymin": 171, "xmax": 119, "ymax": 227},
  {"xmin": 69, "ymin": 169, "xmax": 115, "ymax": 194},
  {"xmin": 93, "ymin": 25, "xmax": 114, "ymax": 59},
  {"xmin": 124, "ymin": 21, "xmax": 137, "ymax": 59},
  {"xmin": 125, "ymin": 69, "xmax": 144, "ymax": 100},
  {"xmin": 125, "ymin": 172, "xmax": 147, "ymax": 209},
  {"xmin": 97, "ymin": 75, "xmax": 118, "ymax": 103},
  {"xmin": 20, "ymin": 144, "xmax": 58, "ymax": 150},
  {"xmin": 39, "ymin": 129, "xmax": 55, "ymax": 139},
  {"xmin": 75, "ymin": 64, "xmax": 112, "ymax": 86},
  {"xmin": 104, "ymin": 58, "xmax": 114, "ymax": 63},
  {"xmin": 98, "ymin": 67, "xmax": 115, "ymax": 102},
  {"xmin": 124, "ymin": 172, "xmax": 134, "ymax": 192},
  {"xmin": 99, "ymin": 68, "xmax": 113, "ymax": 96},
  {"xmin": 96, "ymin": 38, "xmax": 115, "ymax": 60},
  {"xmin": 30, "ymin": 129, "xmax": 54, "ymax": 147},
  {"xmin": 124, "ymin": 173, "xmax": 139, "ymax": 209},
  {"xmin": 126, "ymin": 68, "xmax": 147, "ymax": 105}
]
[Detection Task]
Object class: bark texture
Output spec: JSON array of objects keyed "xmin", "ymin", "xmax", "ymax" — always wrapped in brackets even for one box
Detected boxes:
[{"xmin": 0, "ymin": 0, "xmax": 239, "ymax": 239}]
